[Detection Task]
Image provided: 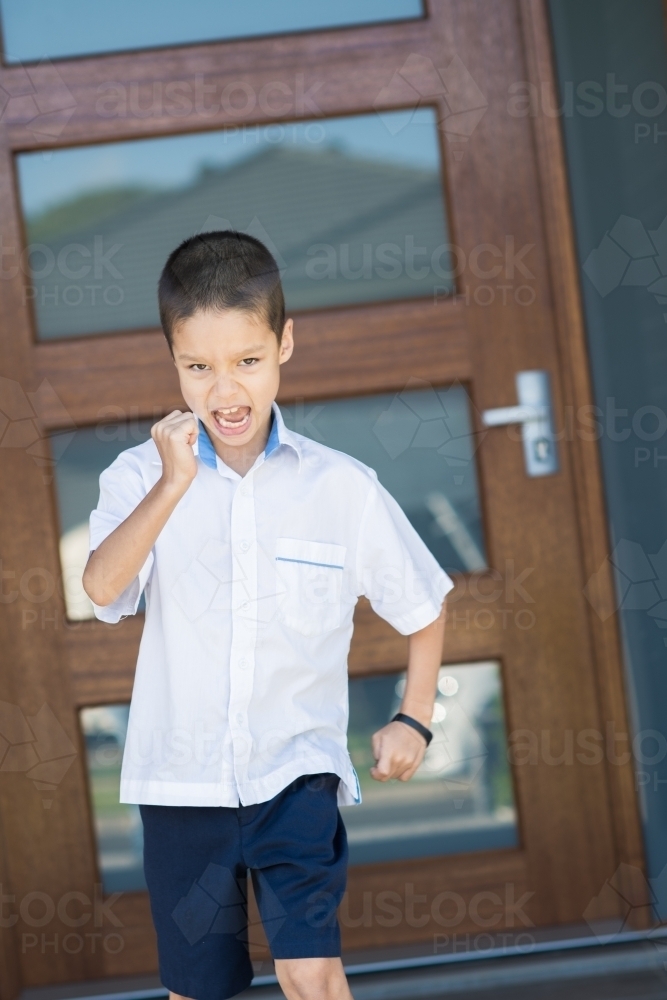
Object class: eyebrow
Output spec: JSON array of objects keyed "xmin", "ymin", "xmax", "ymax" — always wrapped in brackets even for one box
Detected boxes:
[{"xmin": 176, "ymin": 345, "xmax": 266, "ymax": 361}]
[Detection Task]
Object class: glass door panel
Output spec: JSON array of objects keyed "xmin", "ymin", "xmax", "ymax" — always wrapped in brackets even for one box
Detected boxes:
[
  {"xmin": 346, "ymin": 662, "xmax": 517, "ymax": 864},
  {"xmin": 16, "ymin": 109, "xmax": 451, "ymax": 339},
  {"xmin": 52, "ymin": 421, "xmax": 152, "ymax": 619},
  {"xmin": 51, "ymin": 381, "xmax": 484, "ymax": 619},
  {"xmin": 79, "ymin": 661, "xmax": 516, "ymax": 891},
  {"xmin": 0, "ymin": 0, "xmax": 423, "ymax": 63},
  {"xmin": 80, "ymin": 705, "xmax": 145, "ymax": 893}
]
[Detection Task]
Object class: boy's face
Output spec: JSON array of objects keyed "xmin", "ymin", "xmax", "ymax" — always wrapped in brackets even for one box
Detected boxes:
[{"xmin": 171, "ymin": 308, "xmax": 293, "ymax": 453}]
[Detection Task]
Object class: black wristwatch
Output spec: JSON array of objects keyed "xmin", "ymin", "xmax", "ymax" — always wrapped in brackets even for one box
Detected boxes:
[{"xmin": 391, "ymin": 712, "xmax": 433, "ymax": 746}]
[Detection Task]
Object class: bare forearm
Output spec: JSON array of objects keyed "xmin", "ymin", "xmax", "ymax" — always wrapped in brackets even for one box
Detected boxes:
[
  {"xmin": 400, "ymin": 601, "xmax": 446, "ymax": 727},
  {"xmin": 83, "ymin": 478, "xmax": 187, "ymax": 606}
]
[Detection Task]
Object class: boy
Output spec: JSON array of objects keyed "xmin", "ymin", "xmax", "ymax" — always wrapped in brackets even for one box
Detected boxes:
[{"xmin": 83, "ymin": 231, "xmax": 454, "ymax": 1000}]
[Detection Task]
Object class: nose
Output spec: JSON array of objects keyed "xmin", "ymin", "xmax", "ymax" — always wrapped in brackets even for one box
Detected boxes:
[{"xmin": 210, "ymin": 370, "xmax": 240, "ymax": 403}]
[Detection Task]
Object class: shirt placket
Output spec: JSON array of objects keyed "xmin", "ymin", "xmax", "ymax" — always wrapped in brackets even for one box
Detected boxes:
[{"xmin": 228, "ymin": 470, "xmax": 258, "ymax": 805}]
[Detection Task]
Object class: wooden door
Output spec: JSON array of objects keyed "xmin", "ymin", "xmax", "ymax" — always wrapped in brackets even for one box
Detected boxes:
[{"xmin": 0, "ymin": 1, "xmax": 647, "ymax": 993}]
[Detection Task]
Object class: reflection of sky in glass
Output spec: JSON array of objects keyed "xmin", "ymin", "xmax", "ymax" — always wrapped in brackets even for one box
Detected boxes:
[
  {"xmin": 281, "ymin": 384, "xmax": 487, "ymax": 574},
  {"xmin": 0, "ymin": 0, "xmax": 422, "ymax": 64},
  {"xmin": 346, "ymin": 662, "xmax": 517, "ymax": 865},
  {"xmin": 80, "ymin": 705, "xmax": 146, "ymax": 893}
]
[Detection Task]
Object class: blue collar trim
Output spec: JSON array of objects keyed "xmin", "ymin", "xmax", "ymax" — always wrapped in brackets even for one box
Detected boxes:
[
  {"xmin": 265, "ymin": 411, "xmax": 280, "ymax": 457},
  {"xmin": 196, "ymin": 419, "xmax": 218, "ymax": 470}
]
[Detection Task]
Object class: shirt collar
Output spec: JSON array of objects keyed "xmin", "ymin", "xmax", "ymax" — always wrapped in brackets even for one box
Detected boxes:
[{"xmin": 193, "ymin": 402, "xmax": 302, "ymax": 473}]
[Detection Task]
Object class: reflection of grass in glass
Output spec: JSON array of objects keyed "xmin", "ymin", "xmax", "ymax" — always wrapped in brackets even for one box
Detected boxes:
[
  {"xmin": 492, "ymin": 768, "xmax": 513, "ymax": 811},
  {"xmin": 348, "ymin": 672, "xmax": 397, "ymax": 792},
  {"xmin": 80, "ymin": 717, "xmax": 147, "ymax": 892},
  {"xmin": 477, "ymin": 692, "xmax": 514, "ymax": 811},
  {"xmin": 84, "ymin": 734, "xmax": 127, "ymax": 834},
  {"xmin": 348, "ymin": 734, "xmax": 379, "ymax": 791},
  {"xmin": 88, "ymin": 766, "xmax": 123, "ymax": 815},
  {"xmin": 27, "ymin": 186, "xmax": 158, "ymax": 244}
]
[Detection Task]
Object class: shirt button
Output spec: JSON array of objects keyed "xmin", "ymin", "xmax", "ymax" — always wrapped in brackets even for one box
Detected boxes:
[
  {"xmin": 239, "ymin": 658, "xmax": 248, "ymax": 669},
  {"xmin": 239, "ymin": 484, "xmax": 249, "ymax": 496},
  {"xmin": 239, "ymin": 540, "xmax": 250, "ymax": 552},
  {"xmin": 239, "ymin": 601, "xmax": 249, "ymax": 611},
  {"xmin": 235, "ymin": 713, "xmax": 244, "ymax": 725}
]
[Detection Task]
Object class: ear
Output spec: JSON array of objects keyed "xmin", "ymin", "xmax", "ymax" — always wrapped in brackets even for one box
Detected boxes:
[{"xmin": 278, "ymin": 318, "xmax": 294, "ymax": 365}]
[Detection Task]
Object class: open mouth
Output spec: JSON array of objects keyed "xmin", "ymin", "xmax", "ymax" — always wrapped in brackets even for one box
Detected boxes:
[{"xmin": 211, "ymin": 405, "xmax": 251, "ymax": 437}]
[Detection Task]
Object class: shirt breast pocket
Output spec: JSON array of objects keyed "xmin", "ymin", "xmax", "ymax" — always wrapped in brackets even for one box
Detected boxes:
[{"xmin": 275, "ymin": 537, "xmax": 347, "ymax": 637}]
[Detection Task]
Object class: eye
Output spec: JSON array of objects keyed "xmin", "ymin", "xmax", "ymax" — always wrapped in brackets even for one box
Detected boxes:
[
  {"xmin": 189, "ymin": 363, "xmax": 209, "ymax": 371},
  {"xmin": 239, "ymin": 357, "xmax": 259, "ymax": 366}
]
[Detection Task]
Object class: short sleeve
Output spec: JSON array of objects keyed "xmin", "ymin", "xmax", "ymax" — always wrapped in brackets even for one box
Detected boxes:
[
  {"xmin": 88, "ymin": 453, "xmax": 154, "ymax": 624},
  {"xmin": 356, "ymin": 475, "xmax": 455, "ymax": 635}
]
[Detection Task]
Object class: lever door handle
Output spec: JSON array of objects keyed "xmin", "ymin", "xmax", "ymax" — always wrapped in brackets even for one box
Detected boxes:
[
  {"xmin": 482, "ymin": 403, "xmax": 549, "ymax": 427},
  {"xmin": 481, "ymin": 370, "xmax": 559, "ymax": 477}
]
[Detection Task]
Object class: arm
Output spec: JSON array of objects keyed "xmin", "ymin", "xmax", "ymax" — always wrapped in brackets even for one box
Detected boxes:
[
  {"xmin": 370, "ymin": 598, "xmax": 446, "ymax": 782},
  {"xmin": 83, "ymin": 410, "xmax": 198, "ymax": 607}
]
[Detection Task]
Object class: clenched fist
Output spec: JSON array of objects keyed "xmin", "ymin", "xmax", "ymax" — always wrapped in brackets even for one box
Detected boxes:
[
  {"xmin": 370, "ymin": 719, "xmax": 428, "ymax": 782},
  {"xmin": 151, "ymin": 410, "xmax": 199, "ymax": 492}
]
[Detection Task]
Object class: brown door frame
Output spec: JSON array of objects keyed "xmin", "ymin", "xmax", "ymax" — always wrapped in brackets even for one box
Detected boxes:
[{"xmin": 0, "ymin": 1, "xmax": 645, "ymax": 993}]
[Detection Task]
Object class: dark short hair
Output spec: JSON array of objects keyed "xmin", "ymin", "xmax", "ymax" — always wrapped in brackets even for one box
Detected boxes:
[{"xmin": 158, "ymin": 230, "xmax": 285, "ymax": 351}]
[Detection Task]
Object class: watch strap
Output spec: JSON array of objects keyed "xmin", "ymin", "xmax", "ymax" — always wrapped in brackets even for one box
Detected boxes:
[{"xmin": 391, "ymin": 712, "xmax": 433, "ymax": 746}]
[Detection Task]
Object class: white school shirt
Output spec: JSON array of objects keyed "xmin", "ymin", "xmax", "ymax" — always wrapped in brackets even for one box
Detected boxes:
[{"xmin": 89, "ymin": 402, "xmax": 455, "ymax": 808}]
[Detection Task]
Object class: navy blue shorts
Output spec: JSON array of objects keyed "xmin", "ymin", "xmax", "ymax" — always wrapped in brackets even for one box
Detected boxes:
[{"xmin": 139, "ymin": 772, "xmax": 348, "ymax": 1000}]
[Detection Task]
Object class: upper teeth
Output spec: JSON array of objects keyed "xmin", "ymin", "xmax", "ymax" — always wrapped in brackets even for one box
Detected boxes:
[{"xmin": 221, "ymin": 407, "xmax": 240, "ymax": 414}]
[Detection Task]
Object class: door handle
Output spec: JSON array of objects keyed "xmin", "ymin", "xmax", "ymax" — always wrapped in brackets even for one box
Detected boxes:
[{"xmin": 481, "ymin": 370, "xmax": 559, "ymax": 477}]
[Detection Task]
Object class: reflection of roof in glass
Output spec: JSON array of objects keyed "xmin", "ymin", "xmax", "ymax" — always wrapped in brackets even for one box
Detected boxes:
[{"xmin": 26, "ymin": 145, "xmax": 451, "ymax": 339}]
